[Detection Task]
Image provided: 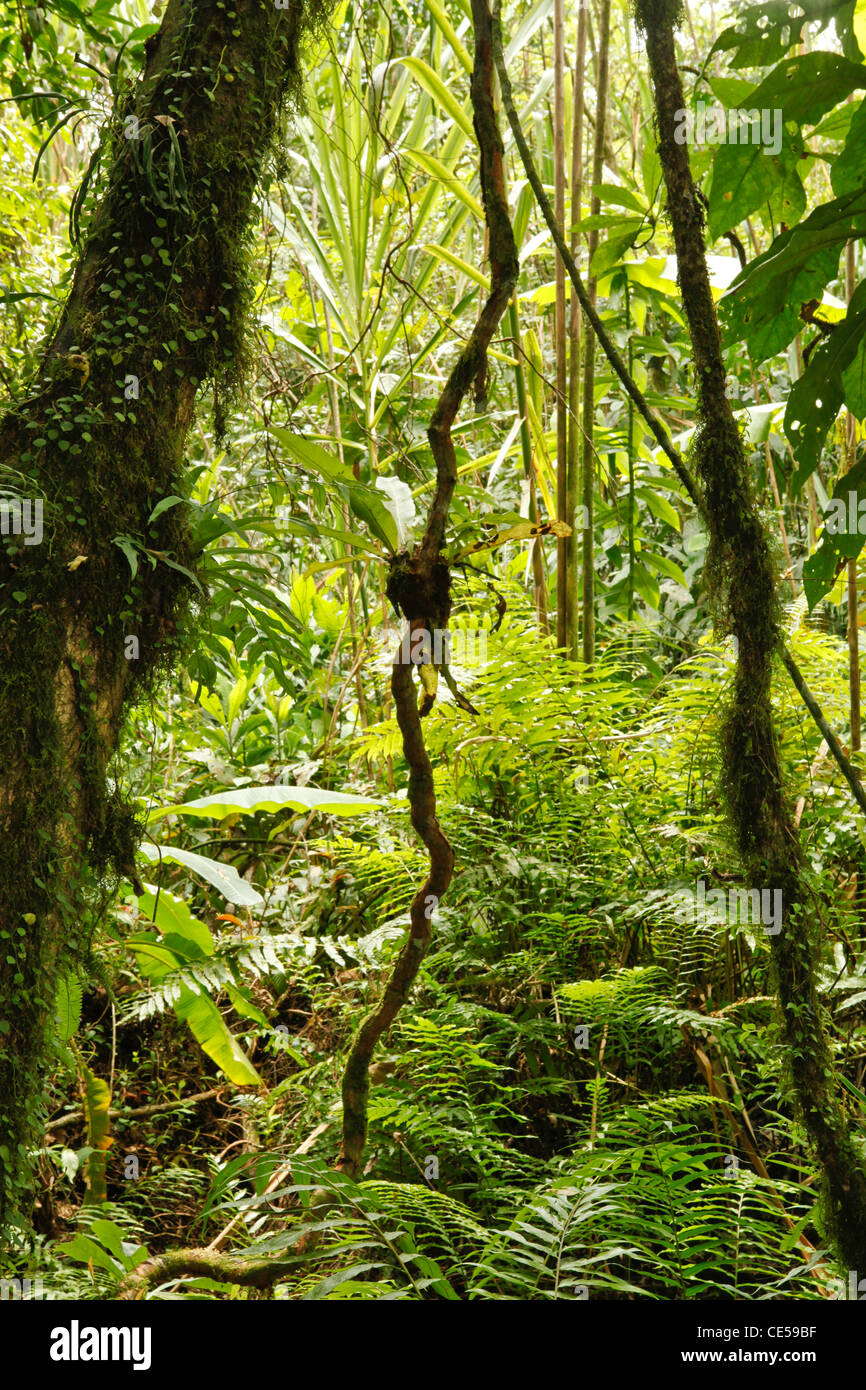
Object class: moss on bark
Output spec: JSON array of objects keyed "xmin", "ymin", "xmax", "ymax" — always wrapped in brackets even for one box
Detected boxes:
[
  {"xmin": 0, "ymin": 0, "xmax": 331, "ymax": 1226},
  {"xmin": 636, "ymin": 0, "xmax": 866, "ymax": 1270}
]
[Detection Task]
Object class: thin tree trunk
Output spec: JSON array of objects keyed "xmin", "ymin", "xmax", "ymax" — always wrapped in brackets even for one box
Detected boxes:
[
  {"xmin": 793, "ymin": 335, "xmax": 822, "ymax": 539},
  {"xmin": 509, "ymin": 297, "xmax": 550, "ymax": 633},
  {"xmin": 566, "ymin": 4, "xmax": 588, "ymax": 660},
  {"xmin": 580, "ymin": 0, "xmax": 612, "ymax": 665},
  {"xmin": 846, "ymin": 239, "xmax": 861, "ymax": 752},
  {"xmin": 554, "ymin": 0, "xmax": 568, "ymax": 649}
]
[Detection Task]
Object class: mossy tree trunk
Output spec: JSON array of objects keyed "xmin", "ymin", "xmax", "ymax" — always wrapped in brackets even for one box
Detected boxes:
[
  {"xmin": 0, "ymin": 0, "xmax": 325, "ymax": 1221},
  {"xmin": 636, "ymin": 0, "xmax": 866, "ymax": 1271}
]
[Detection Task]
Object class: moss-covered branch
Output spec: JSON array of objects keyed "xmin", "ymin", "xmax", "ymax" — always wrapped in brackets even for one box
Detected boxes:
[{"xmin": 119, "ymin": 1248, "xmax": 291, "ymax": 1300}]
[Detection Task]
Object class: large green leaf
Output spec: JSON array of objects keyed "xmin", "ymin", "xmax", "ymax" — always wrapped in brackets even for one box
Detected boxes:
[
  {"xmin": 843, "ymin": 332, "xmax": 866, "ymax": 417},
  {"xmin": 81, "ymin": 1064, "xmax": 111, "ymax": 1204},
  {"xmin": 125, "ymin": 927, "xmax": 262, "ymax": 1085},
  {"xmin": 832, "ymin": 93, "xmax": 866, "ymax": 197},
  {"xmin": 393, "ymin": 56, "xmax": 474, "ymax": 140},
  {"xmin": 136, "ymin": 886, "xmax": 216, "ymax": 960},
  {"xmin": 785, "ymin": 277, "xmax": 866, "ymax": 489},
  {"xmin": 173, "ymin": 984, "xmax": 261, "ymax": 1087},
  {"xmin": 747, "ymin": 52, "xmax": 866, "ymax": 127},
  {"xmin": 711, "ymin": 0, "xmax": 861, "ymax": 68},
  {"xmin": 271, "ymin": 428, "xmax": 398, "ymax": 552},
  {"xmin": 148, "ymin": 785, "xmax": 383, "ymax": 823},
  {"xmin": 708, "ymin": 135, "xmax": 805, "ymax": 240},
  {"xmin": 136, "ymin": 842, "xmax": 264, "ymax": 907},
  {"xmin": 719, "ymin": 189, "xmax": 866, "ymax": 361},
  {"xmin": 802, "ymin": 454, "xmax": 866, "ymax": 607},
  {"xmin": 56, "ymin": 1233, "xmax": 123, "ymax": 1274}
]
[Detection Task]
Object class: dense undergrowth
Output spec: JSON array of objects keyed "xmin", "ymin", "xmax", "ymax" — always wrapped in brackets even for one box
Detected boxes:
[
  {"xmin": 3, "ymin": 0, "xmax": 866, "ymax": 1303},
  {"xmin": 6, "ymin": 591, "xmax": 862, "ymax": 1300}
]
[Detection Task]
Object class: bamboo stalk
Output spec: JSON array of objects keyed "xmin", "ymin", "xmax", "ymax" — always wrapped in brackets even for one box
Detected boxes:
[
  {"xmin": 554, "ymin": 0, "xmax": 568, "ymax": 649},
  {"xmin": 566, "ymin": 3, "xmax": 588, "ymax": 660},
  {"xmin": 580, "ymin": 0, "xmax": 612, "ymax": 665}
]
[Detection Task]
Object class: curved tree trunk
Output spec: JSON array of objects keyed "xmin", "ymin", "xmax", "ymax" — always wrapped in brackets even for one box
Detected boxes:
[
  {"xmin": 336, "ymin": 0, "xmax": 518, "ymax": 1180},
  {"xmin": 0, "ymin": 0, "xmax": 325, "ymax": 1221}
]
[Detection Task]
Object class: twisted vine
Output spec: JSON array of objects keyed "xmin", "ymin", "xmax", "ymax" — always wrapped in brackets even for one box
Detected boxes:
[{"xmin": 336, "ymin": 0, "xmax": 519, "ymax": 1180}]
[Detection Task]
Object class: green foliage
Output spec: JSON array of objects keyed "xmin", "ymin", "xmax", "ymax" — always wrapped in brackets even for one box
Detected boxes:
[{"xmin": 4, "ymin": 0, "xmax": 866, "ymax": 1304}]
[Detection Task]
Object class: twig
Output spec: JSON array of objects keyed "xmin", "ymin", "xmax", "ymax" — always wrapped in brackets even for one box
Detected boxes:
[{"xmin": 780, "ymin": 647, "xmax": 866, "ymax": 818}]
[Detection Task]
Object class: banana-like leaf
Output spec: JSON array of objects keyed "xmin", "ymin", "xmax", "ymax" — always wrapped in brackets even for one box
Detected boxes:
[
  {"xmin": 81, "ymin": 1064, "xmax": 112, "ymax": 1204},
  {"xmin": 137, "ymin": 886, "xmax": 216, "ymax": 959},
  {"xmin": 147, "ymin": 785, "xmax": 383, "ymax": 824},
  {"xmin": 126, "ymin": 927, "xmax": 262, "ymax": 1086},
  {"xmin": 173, "ymin": 983, "xmax": 262, "ymax": 1087},
  {"xmin": 136, "ymin": 842, "xmax": 264, "ymax": 907}
]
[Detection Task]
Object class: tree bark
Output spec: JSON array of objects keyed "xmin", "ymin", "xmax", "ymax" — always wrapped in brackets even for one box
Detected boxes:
[
  {"xmin": 554, "ymin": 0, "xmax": 568, "ymax": 649},
  {"xmin": 846, "ymin": 240, "xmax": 861, "ymax": 753},
  {"xmin": 636, "ymin": 0, "xmax": 866, "ymax": 1271},
  {"xmin": 566, "ymin": 4, "xmax": 588, "ymax": 661},
  {"xmin": 0, "ymin": 0, "xmax": 326, "ymax": 1222}
]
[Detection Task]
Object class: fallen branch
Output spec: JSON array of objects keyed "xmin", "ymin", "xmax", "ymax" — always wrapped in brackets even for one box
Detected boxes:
[
  {"xmin": 119, "ymin": 1248, "xmax": 290, "ymax": 1300},
  {"xmin": 45, "ymin": 1089, "xmax": 224, "ymax": 1133},
  {"xmin": 118, "ymin": 1122, "xmax": 332, "ymax": 1299}
]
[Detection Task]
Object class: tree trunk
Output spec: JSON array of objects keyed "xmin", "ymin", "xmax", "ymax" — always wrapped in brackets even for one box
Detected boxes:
[
  {"xmin": 846, "ymin": 240, "xmax": 861, "ymax": 753},
  {"xmin": 0, "ymin": 0, "xmax": 325, "ymax": 1221},
  {"xmin": 566, "ymin": 4, "xmax": 588, "ymax": 661},
  {"xmin": 553, "ymin": 0, "xmax": 568, "ymax": 649},
  {"xmin": 580, "ymin": 0, "xmax": 612, "ymax": 666},
  {"xmin": 636, "ymin": 0, "xmax": 866, "ymax": 1271}
]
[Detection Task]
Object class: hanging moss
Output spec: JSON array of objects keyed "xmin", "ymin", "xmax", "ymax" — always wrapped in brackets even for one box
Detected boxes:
[{"xmin": 636, "ymin": 0, "xmax": 866, "ymax": 1271}]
